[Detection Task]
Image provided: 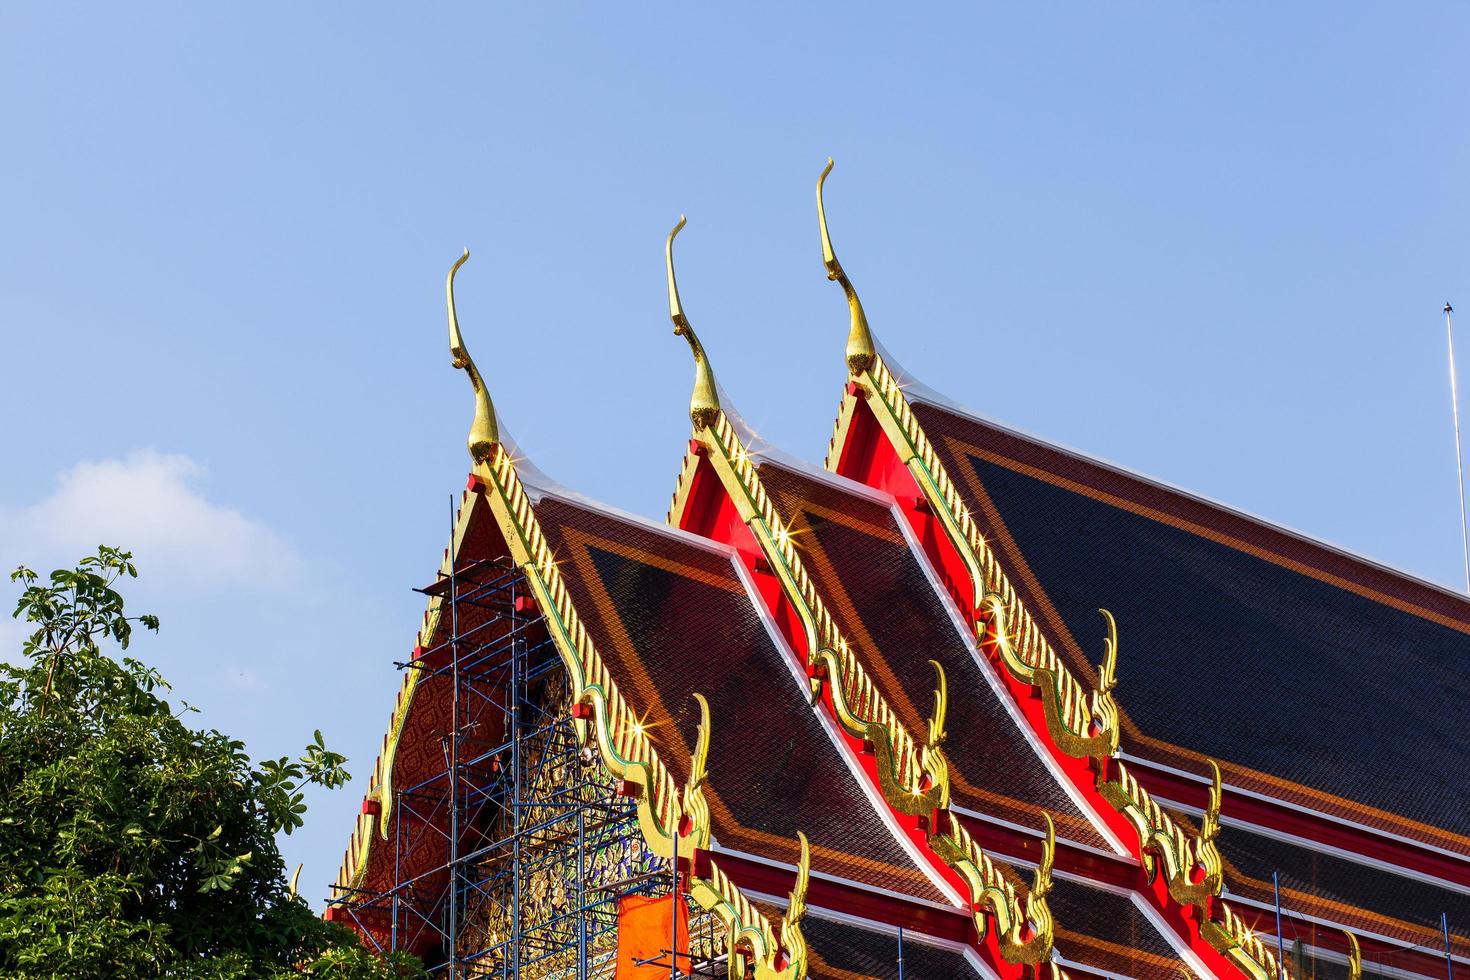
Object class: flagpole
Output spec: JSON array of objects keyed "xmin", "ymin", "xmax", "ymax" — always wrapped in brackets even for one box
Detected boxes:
[{"xmin": 1446, "ymin": 302, "xmax": 1470, "ymax": 594}]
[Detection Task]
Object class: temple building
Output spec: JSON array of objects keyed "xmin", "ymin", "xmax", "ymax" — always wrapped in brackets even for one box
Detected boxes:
[{"xmin": 327, "ymin": 162, "xmax": 1469, "ymax": 980}]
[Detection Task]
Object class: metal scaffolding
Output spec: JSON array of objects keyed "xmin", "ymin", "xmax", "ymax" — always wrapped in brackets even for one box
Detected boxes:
[{"xmin": 326, "ymin": 536, "xmax": 733, "ymax": 978}]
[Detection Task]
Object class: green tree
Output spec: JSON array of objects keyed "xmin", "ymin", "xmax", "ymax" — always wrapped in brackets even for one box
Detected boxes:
[{"xmin": 0, "ymin": 546, "xmax": 421, "ymax": 979}]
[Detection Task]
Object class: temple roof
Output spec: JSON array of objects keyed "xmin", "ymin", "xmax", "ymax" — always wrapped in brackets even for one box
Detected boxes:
[
  {"xmin": 906, "ymin": 394, "xmax": 1470, "ymax": 851},
  {"xmin": 1217, "ymin": 821, "xmax": 1470, "ymax": 956},
  {"xmin": 334, "ymin": 174, "xmax": 1469, "ymax": 977},
  {"xmin": 753, "ymin": 456, "xmax": 1108, "ymax": 851},
  {"xmin": 1049, "ymin": 875, "xmax": 1189, "ymax": 980},
  {"xmin": 780, "ymin": 911, "xmax": 983, "ymax": 980},
  {"xmin": 795, "ymin": 145, "xmax": 1470, "ymax": 974},
  {"xmin": 853, "ymin": 361, "xmax": 1470, "ymax": 972},
  {"xmin": 659, "ymin": 217, "xmax": 1085, "ymax": 975},
  {"xmin": 528, "ymin": 489, "xmax": 946, "ymax": 905}
]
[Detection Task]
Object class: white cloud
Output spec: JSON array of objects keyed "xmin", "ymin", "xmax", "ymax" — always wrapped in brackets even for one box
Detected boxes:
[{"xmin": 0, "ymin": 451, "xmax": 303, "ymax": 591}]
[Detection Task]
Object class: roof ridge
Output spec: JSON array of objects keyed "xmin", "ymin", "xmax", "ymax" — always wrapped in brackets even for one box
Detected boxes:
[{"xmin": 883, "ymin": 340, "xmax": 1470, "ymax": 615}]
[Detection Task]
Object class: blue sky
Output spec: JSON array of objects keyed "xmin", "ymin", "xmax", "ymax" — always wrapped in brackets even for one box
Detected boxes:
[{"xmin": 2, "ymin": 3, "xmax": 1466, "ymax": 904}]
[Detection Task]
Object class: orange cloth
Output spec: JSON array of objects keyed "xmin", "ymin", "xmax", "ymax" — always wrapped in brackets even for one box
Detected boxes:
[{"xmin": 615, "ymin": 893, "xmax": 689, "ymax": 980}]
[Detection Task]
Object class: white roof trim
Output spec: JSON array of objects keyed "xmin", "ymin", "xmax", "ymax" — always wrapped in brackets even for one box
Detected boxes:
[{"xmin": 876, "ymin": 341, "xmax": 1470, "ymax": 609}]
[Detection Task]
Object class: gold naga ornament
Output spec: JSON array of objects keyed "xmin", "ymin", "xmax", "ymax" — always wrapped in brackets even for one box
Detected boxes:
[
  {"xmin": 447, "ymin": 251, "xmax": 809, "ymax": 980},
  {"xmin": 1345, "ymin": 930, "xmax": 1362, "ymax": 980},
  {"xmin": 692, "ymin": 832, "xmax": 812, "ymax": 980},
  {"xmin": 929, "ymin": 813, "xmax": 1059, "ymax": 967},
  {"xmin": 980, "ymin": 599, "xmax": 1120, "ymax": 761},
  {"xmin": 683, "ymin": 694, "xmax": 810, "ymax": 980},
  {"xmin": 816, "ymin": 159, "xmax": 1278, "ymax": 980},
  {"xmin": 667, "ymin": 215, "xmax": 1058, "ymax": 971},
  {"xmin": 984, "ymin": 597, "xmax": 1227, "ymax": 909}
]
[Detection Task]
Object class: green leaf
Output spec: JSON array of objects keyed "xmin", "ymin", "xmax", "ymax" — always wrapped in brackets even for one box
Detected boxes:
[{"xmin": 0, "ymin": 547, "xmax": 422, "ymax": 978}]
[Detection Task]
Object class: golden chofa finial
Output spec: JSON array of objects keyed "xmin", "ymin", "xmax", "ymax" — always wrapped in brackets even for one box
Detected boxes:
[
  {"xmin": 817, "ymin": 157, "xmax": 876, "ymax": 376},
  {"xmin": 666, "ymin": 216, "xmax": 721, "ymax": 430},
  {"xmin": 447, "ymin": 248, "xmax": 499, "ymax": 462}
]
